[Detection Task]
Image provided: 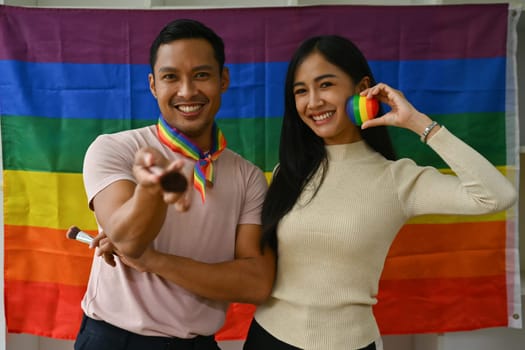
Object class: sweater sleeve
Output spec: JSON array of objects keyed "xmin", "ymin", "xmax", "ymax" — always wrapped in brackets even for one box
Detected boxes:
[{"xmin": 392, "ymin": 126, "xmax": 517, "ymax": 217}]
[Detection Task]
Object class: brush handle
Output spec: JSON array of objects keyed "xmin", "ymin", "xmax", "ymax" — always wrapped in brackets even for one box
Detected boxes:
[{"xmin": 75, "ymin": 231, "xmax": 94, "ymax": 245}]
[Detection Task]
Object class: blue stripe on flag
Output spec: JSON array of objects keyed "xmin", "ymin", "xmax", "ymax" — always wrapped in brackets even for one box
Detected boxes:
[{"xmin": 0, "ymin": 58, "xmax": 505, "ymax": 120}]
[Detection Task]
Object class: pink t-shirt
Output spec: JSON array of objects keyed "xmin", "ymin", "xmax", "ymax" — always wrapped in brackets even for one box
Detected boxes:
[{"xmin": 81, "ymin": 125, "xmax": 267, "ymax": 338}]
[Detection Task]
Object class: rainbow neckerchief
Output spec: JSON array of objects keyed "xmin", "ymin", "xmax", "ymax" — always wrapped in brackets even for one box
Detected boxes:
[{"xmin": 156, "ymin": 115, "xmax": 227, "ymax": 202}]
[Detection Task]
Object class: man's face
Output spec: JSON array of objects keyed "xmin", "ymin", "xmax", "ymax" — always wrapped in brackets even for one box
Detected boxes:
[{"xmin": 149, "ymin": 38, "xmax": 229, "ymax": 149}]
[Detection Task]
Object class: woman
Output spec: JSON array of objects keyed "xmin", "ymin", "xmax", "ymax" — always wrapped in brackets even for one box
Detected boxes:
[{"xmin": 243, "ymin": 35, "xmax": 517, "ymax": 350}]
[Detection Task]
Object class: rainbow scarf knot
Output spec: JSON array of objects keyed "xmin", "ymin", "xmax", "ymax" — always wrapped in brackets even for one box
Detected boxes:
[{"xmin": 156, "ymin": 115, "xmax": 227, "ymax": 202}]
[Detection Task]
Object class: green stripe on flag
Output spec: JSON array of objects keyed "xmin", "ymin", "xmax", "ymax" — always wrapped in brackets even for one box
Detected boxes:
[
  {"xmin": 218, "ymin": 117, "xmax": 282, "ymax": 172},
  {"xmin": 1, "ymin": 112, "xmax": 504, "ymax": 174},
  {"xmin": 1, "ymin": 116, "xmax": 152, "ymax": 173},
  {"xmin": 1, "ymin": 115, "xmax": 283, "ymax": 173},
  {"xmin": 388, "ymin": 112, "xmax": 506, "ymax": 167}
]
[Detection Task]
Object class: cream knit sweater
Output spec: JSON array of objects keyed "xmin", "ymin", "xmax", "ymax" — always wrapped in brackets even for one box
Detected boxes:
[{"xmin": 254, "ymin": 127, "xmax": 516, "ymax": 350}]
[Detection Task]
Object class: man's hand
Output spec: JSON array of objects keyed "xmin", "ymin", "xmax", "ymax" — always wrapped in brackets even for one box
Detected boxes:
[
  {"xmin": 91, "ymin": 231, "xmax": 118, "ymax": 267},
  {"xmin": 91, "ymin": 230, "xmax": 157, "ymax": 273},
  {"xmin": 119, "ymin": 246, "xmax": 157, "ymax": 273},
  {"xmin": 133, "ymin": 147, "xmax": 193, "ymax": 211}
]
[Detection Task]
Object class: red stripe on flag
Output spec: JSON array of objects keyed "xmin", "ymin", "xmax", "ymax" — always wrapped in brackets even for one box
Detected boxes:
[
  {"xmin": 216, "ymin": 303, "xmax": 256, "ymax": 341},
  {"xmin": 6, "ymin": 280, "xmax": 85, "ymax": 339},
  {"xmin": 375, "ymin": 275, "xmax": 508, "ymax": 334},
  {"xmin": 6, "ymin": 276, "xmax": 508, "ymax": 340},
  {"xmin": 6, "ymin": 278, "xmax": 256, "ymax": 341}
]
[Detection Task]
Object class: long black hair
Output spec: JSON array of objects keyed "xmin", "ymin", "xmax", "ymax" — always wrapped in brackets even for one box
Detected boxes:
[{"xmin": 261, "ymin": 35, "xmax": 396, "ymax": 251}]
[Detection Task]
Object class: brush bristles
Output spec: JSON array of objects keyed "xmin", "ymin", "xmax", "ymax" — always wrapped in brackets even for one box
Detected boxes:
[
  {"xmin": 150, "ymin": 166, "xmax": 188, "ymax": 193},
  {"xmin": 67, "ymin": 226, "xmax": 80, "ymax": 239},
  {"xmin": 66, "ymin": 226, "xmax": 93, "ymax": 245}
]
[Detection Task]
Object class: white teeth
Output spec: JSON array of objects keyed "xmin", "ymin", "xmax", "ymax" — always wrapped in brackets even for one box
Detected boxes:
[
  {"xmin": 177, "ymin": 105, "xmax": 202, "ymax": 113},
  {"xmin": 312, "ymin": 112, "xmax": 333, "ymax": 121}
]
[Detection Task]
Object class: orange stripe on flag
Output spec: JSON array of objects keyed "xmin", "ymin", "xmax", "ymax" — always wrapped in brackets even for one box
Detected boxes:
[
  {"xmin": 389, "ymin": 221, "xmax": 506, "ymax": 256},
  {"xmin": 5, "ymin": 279, "xmax": 85, "ymax": 339},
  {"xmin": 5, "ymin": 225, "xmax": 94, "ymax": 285},
  {"xmin": 375, "ymin": 275, "xmax": 508, "ymax": 333},
  {"xmin": 382, "ymin": 221, "xmax": 507, "ymax": 279}
]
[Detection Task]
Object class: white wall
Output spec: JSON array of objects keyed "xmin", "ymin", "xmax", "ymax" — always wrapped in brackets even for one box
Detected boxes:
[{"xmin": 1, "ymin": 0, "xmax": 524, "ymax": 349}]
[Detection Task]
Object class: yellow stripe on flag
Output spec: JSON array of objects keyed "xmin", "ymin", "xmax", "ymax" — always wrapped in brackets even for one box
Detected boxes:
[
  {"xmin": 4, "ymin": 170, "xmax": 97, "ymax": 230},
  {"xmin": 406, "ymin": 212, "xmax": 506, "ymax": 224},
  {"xmin": 4, "ymin": 168, "xmax": 511, "ymax": 230}
]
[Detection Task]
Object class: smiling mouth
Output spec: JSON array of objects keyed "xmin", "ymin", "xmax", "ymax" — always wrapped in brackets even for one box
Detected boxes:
[
  {"xmin": 176, "ymin": 104, "xmax": 203, "ymax": 113},
  {"xmin": 312, "ymin": 111, "xmax": 334, "ymax": 122},
  {"xmin": 177, "ymin": 105, "xmax": 202, "ymax": 113}
]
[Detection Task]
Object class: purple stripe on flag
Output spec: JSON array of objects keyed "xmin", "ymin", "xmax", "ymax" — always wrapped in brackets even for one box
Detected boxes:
[{"xmin": 0, "ymin": 4, "xmax": 507, "ymax": 64}]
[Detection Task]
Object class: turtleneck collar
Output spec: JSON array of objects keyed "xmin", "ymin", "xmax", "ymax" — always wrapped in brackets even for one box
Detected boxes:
[{"xmin": 325, "ymin": 140, "xmax": 375, "ymax": 162}]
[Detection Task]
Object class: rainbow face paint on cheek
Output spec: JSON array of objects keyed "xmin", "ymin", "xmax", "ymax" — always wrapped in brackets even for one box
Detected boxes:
[{"xmin": 346, "ymin": 95, "xmax": 379, "ymax": 126}]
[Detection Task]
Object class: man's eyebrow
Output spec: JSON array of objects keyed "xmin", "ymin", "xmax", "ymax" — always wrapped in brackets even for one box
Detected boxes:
[
  {"xmin": 157, "ymin": 66, "xmax": 177, "ymax": 73},
  {"xmin": 157, "ymin": 65, "xmax": 215, "ymax": 73}
]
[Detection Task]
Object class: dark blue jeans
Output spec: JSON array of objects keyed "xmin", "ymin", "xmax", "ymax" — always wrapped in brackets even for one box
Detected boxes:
[
  {"xmin": 243, "ymin": 319, "xmax": 376, "ymax": 350},
  {"xmin": 74, "ymin": 314, "xmax": 221, "ymax": 350}
]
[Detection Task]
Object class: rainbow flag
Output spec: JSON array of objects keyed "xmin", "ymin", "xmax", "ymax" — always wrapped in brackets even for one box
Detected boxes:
[{"xmin": 1, "ymin": 4, "xmax": 520, "ymax": 341}]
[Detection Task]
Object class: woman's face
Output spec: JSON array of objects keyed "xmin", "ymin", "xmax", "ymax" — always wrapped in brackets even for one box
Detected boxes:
[{"xmin": 293, "ymin": 52, "xmax": 364, "ymax": 145}]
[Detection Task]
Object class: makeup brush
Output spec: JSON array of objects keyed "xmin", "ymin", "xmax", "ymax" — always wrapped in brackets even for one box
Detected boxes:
[{"xmin": 66, "ymin": 226, "xmax": 94, "ymax": 245}]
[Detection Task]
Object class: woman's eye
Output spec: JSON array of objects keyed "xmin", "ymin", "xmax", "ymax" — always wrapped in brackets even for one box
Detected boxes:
[
  {"xmin": 294, "ymin": 88, "xmax": 306, "ymax": 95},
  {"xmin": 320, "ymin": 81, "xmax": 333, "ymax": 88}
]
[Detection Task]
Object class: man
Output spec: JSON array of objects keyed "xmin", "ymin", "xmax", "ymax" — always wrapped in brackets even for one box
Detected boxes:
[{"xmin": 75, "ymin": 18, "xmax": 275, "ymax": 350}]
